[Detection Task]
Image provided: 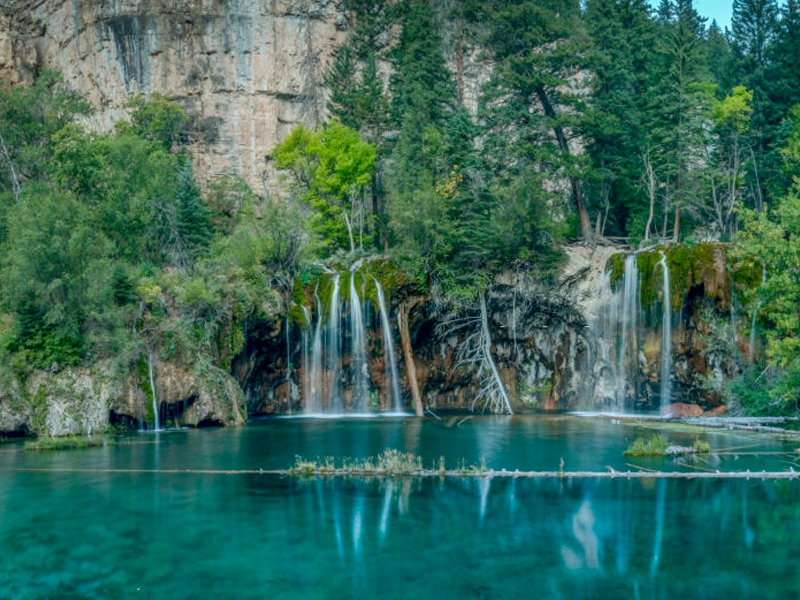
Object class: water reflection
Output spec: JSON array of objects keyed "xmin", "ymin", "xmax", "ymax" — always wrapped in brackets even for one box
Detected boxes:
[{"xmin": 277, "ymin": 475, "xmax": 800, "ymax": 599}]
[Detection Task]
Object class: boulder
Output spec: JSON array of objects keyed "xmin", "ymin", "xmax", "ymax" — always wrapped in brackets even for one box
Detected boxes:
[{"xmin": 663, "ymin": 402, "xmax": 705, "ymax": 418}]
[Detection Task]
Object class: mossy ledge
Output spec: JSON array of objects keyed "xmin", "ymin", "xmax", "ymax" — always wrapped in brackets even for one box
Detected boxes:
[{"xmin": 606, "ymin": 243, "xmax": 755, "ymax": 311}]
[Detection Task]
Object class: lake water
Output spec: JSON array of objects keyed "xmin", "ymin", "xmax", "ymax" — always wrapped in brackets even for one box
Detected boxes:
[{"xmin": 2, "ymin": 415, "xmax": 800, "ymax": 599}]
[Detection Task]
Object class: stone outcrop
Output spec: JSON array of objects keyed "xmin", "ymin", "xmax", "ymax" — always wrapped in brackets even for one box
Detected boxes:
[
  {"xmin": 0, "ymin": 0, "xmax": 349, "ymax": 189},
  {"xmin": 0, "ymin": 355, "xmax": 246, "ymax": 436}
]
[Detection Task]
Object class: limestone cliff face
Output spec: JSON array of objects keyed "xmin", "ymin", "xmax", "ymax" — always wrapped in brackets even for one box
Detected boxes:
[{"xmin": 1, "ymin": 0, "xmax": 349, "ymax": 189}]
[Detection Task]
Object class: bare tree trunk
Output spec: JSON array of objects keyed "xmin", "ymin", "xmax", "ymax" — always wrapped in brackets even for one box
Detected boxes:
[
  {"xmin": 343, "ymin": 209, "xmax": 355, "ymax": 253},
  {"xmin": 398, "ymin": 298, "xmax": 424, "ymax": 417},
  {"xmin": 535, "ymin": 85, "xmax": 593, "ymax": 241},
  {"xmin": 0, "ymin": 127, "xmax": 21, "ymax": 203},
  {"xmin": 479, "ymin": 293, "xmax": 513, "ymax": 415},
  {"xmin": 643, "ymin": 151, "xmax": 656, "ymax": 242}
]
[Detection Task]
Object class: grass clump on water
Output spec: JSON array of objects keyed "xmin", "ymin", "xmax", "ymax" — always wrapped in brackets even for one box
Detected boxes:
[
  {"xmin": 624, "ymin": 434, "xmax": 669, "ymax": 456},
  {"xmin": 24, "ymin": 435, "xmax": 105, "ymax": 452},
  {"xmin": 290, "ymin": 448, "xmax": 425, "ymax": 476},
  {"xmin": 693, "ymin": 440, "xmax": 712, "ymax": 453}
]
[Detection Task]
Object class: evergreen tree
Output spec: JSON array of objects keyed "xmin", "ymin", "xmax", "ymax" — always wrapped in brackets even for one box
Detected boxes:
[
  {"xmin": 728, "ymin": 0, "xmax": 779, "ymax": 209},
  {"xmin": 390, "ymin": 0, "xmax": 456, "ymax": 179},
  {"xmin": 585, "ymin": 0, "xmax": 658, "ymax": 239},
  {"xmin": 704, "ymin": 21, "xmax": 734, "ymax": 92},
  {"xmin": 649, "ymin": 0, "xmax": 710, "ymax": 240},
  {"xmin": 475, "ymin": 0, "xmax": 595, "ymax": 240},
  {"xmin": 763, "ymin": 0, "xmax": 800, "ymax": 197}
]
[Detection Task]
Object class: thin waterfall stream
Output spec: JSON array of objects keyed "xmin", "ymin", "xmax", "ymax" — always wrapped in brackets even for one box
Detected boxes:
[
  {"xmin": 375, "ymin": 278, "xmax": 403, "ymax": 412},
  {"xmin": 657, "ymin": 252, "xmax": 672, "ymax": 411},
  {"xmin": 349, "ymin": 268, "xmax": 369, "ymax": 412},
  {"xmin": 309, "ymin": 286, "xmax": 324, "ymax": 413},
  {"xmin": 328, "ymin": 273, "xmax": 342, "ymax": 412},
  {"xmin": 616, "ymin": 254, "xmax": 640, "ymax": 409}
]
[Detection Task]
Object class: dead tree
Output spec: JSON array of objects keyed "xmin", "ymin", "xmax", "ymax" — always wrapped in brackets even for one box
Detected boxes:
[
  {"xmin": 437, "ymin": 292, "xmax": 513, "ymax": 415},
  {"xmin": 398, "ymin": 297, "xmax": 424, "ymax": 417}
]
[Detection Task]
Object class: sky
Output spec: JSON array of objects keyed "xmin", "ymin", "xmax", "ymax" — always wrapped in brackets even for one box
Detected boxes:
[{"xmin": 647, "ymin": 0, "xmax": 733, "ymax": 29}]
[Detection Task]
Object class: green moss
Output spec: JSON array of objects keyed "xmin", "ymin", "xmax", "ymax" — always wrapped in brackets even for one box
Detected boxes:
[
  {"xmin": 607, "ymin": 253, "xmax": 626, "ymax": 287},
  {"xmin": 290, "ymin": 258, "xmax": 411, "ymax": 324},
  {"xmin": 136, "ymin": 357, "xmax": 154, "ymax": 424},
  {"xmin": 608, "ymin": 243, "xmax": 736, "ymax": 313}
]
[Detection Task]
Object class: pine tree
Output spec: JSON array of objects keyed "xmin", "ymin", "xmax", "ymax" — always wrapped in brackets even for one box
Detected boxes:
[
  {"xmin": 728, "ymin": 0, "xmax": 779, "ymax": 209},
  {"xmin": 766, "ymin": 0, "xmax": 800, "ymax": 188},
  {"xmin": 390, "ymin": 0, "xmax": 456, "ymax": 180},
  {"xmin": 475, "ymin": 0, "xmax": 595, "ymax": 240},
  {"xmin": 585, "ymin": 0, "xmax": 658, "ymax": 239},
  {"xmin": 649, "ymin": 0, "xmax": 710, "ymax": 240}
]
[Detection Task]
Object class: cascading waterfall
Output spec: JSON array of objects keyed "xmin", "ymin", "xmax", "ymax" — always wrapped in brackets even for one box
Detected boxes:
[
  {"xmin": 301, "ymin": 306, "xmax": 311, "ymax": 412},
  {"xmin": 657, "ymin": 252, "xmax": 672, "ymax": 411},
  {"xmin": 328, "ymin": 274, "xmax": 342, "ymax": 412},
  {"xmin": 616, "ymin": 254, "xmax": 640, "ymax": 408},
  {"xmin": 349, "ymin": 269, "xmax": 370, "ymax": 412},
  {"xmin": 749, "ymin": 267, "xmax": 767, "ymax": 364},
  {"xmin": 308, "ymin": 287, "xmax": 324, "ymax": 414},
  {"xmin": 374, "ymin": 279, "xmax": 403, "ymax": 412},
  {"xmin": 285, "ymin": 313, "xmax": 292, "ymax": 414},
  {"xmin": 147, "ymin": 348, "xmax": 160, "ymax": 431}
]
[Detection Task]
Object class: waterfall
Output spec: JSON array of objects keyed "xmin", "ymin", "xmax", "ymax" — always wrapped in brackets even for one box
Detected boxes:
[
  {"xmin": 285, "ymin": 313, "xmax": 292, "ymax": 415},
  {"xmin": 616, "ymin": 254, "xmax": 640, "ymax": 408},
  {"xmin": 749, "ymin": 267, "xmax": 766, "ymax": 364},
  {"xmin": 328, "ymin": 273, "xmax": 342, "ymax": 412},
  {"xmin": 349, "ymin": 269, "xmax": 370, "ymax": 411},
  {"xmin": 375, "ymin": 279, "xmax": 403, "ymax": 412},
  {"xmin": 657, "ymin": 252, "xmax": 672, "ymax": 411},
  {"xmin": 308, "ymin": 287, "xmax": 324, "ymax": 414},
  {"xmin": 301, "ymin": 306, "xmax": 311, "ymax": 412},
  {"xmin": 748, "ymin": 308, "xmax": 758, "ymax": 365},
  {"xmin": 147, "ymin": 348, "xmax": 160, "ymax": 431}
]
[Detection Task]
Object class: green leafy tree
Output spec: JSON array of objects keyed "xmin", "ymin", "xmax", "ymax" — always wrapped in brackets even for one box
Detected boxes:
[
  {"xmin": 126, "ymin": 92, "xmax": 190, "ymax": 149},
  {"xmin": 706, "ymin": 85, "xmax": 753, "ymax": 237},
  {"xmin": 0, "ymin": 70, "xmax": 90, "ymax": 204},
  {"xmin": 273, "ymin": 121, "xmax": 376, "ymax": 254},
  {"xmin": 733, "ymin": 113, "xmax": 800, "ymax": 412}
]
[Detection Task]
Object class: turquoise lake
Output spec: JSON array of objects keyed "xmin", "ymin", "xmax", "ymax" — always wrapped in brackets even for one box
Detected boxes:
[{"xmin": 2, "ymin": 415, "xmax": 800, "ymax": 599}]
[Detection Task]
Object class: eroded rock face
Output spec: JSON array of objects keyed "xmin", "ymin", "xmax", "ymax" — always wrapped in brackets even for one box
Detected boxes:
[
  {"xmin": 112, "ymin": 358, "xmax": 247, "ymax": 428},
  {"xmin": 0, "ymin": 0, "xmax": 349, "ymax": 189},
  {"xmin": 0, "ymin": 356, "xmax": 246, "ymax": 436}
]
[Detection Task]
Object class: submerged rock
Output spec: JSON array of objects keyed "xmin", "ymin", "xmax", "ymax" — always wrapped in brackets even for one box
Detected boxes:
[{"xmin": 664, "ymin": 403, "xmax": 705, "ymax": 418}]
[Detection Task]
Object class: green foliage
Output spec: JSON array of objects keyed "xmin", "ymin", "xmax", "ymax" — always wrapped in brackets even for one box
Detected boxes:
[
  {"xmin": 736, "ymin": 193, "xmax": 800, "ymax": 367},
  {"xmin": 624, "ymin": 434, "xmax": 669, "ymax": 456},
  {"xmin": 274, "ymin": 121, "xmax": 376, "ymax": 254},
  {"xmin": 693, "ymin": 440, "xmax": 712, "ymax": 453},
  {"xmin": 125, "ymin": 93, "xmax": 190, "ymax": 149},
  {"xmin": 0, "ymin": 70, "xmax": 90, "ymax": 193}
]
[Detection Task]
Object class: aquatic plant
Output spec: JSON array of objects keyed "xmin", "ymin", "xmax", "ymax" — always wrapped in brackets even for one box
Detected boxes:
[
  {"xmin": 24, "ymin": 435, "xmax": 105, "ymax": 451},
  {"xmin": 289, "ymin": 449, "xmax": 425, "ymax": 476},
  {"xmin": 692, "ymin": 440, "xmax": 712, "ymax": 453},
  {"xmin": 624, "ymin": 434, "xmax": 670, "ymax": 456}
]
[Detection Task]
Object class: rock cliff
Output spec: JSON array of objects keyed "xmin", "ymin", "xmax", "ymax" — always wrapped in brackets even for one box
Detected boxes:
[{"xmin": 0, "ymin": 0, "xmax": 349, "ymax": 189}]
